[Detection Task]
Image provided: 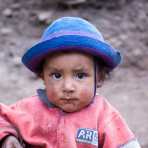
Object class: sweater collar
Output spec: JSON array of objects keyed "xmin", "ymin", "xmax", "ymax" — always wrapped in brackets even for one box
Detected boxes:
[{"xmin": 37, "ymin": 89, "xmax": 56, "ymax": 108}]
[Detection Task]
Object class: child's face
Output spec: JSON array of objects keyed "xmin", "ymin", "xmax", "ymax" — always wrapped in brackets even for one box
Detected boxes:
[{"xmin": 42, "ymin": 52, "xmax": 96, "ymax": 112}]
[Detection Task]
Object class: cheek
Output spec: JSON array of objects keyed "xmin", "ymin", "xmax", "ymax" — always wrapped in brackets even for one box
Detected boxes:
[
  {"xmin": 79, "ymin": 85, "xmax": 94, "ymax": 99},
  {"xmin": 46, "ymin": 88, "xmax": 55, "ymax": 98},
  {"xmin": 45, "ymin": 83, "xmax": 59, "ymax": 100}
]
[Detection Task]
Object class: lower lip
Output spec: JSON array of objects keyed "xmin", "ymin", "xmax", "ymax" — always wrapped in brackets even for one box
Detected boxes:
[{"xmin": 61, "ymin": 99, "xmax": 77, "ymax": 103}]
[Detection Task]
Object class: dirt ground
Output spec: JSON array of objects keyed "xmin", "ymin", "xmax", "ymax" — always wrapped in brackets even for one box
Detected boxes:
[{"xmin": 0, "ymin": 0, "xmax": 148, "ymax": 147}]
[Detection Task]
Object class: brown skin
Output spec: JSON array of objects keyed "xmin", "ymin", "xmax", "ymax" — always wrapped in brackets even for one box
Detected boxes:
[{"xmin": 41, "ymin": 51, "xmax": 101, "ymax": 112}]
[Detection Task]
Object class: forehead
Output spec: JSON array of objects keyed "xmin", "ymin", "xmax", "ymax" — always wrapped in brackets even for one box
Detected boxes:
[{"xmin": 44, "ymin": 51, "xmax": 94, "ymax": 69}]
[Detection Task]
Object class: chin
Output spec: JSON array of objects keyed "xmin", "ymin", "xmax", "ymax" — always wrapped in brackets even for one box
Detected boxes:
[
  {"xmin": 62, "ymin": 108, "xmax": 77, "ymax": 113},
  {"xmin": 61, "ymin": 106, "xmax": 85, "ymax": 113}
]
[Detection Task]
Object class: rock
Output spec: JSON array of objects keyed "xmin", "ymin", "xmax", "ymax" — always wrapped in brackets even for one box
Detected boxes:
[
  {"xmin": 36, "ymin": 11, "xmax": 53, "ymax": 24},
  {"xmin": 13, "ymin": 56, "xmax": 21, "ymax": 68},
  {"xmin": 107, "ymin": 37, "xmax": 123, "ymax": 47},
  {"xmin": 0, "ymin": 52, "xmax": 5, "ymax": 59},
  {"xmin": 2, "ymin": 8, "xmax": 13, "ymax": 17},
  {"xmin": 132, "ymin": 57, "xmax": 148, "ymax": 70},
  {"xmin": 11, "ymin": 3, "xmax": 21, "ymax": 10},
  {"xmin": 59, "ymin": 0, "xmax": 86, "ymax": 7},
  {"xmin": 0, "ymin": 27, "xmax": 13, "ymax": 36},
  {"xmin": 8, "ymin": 51, "xmax": 14, "ymax": 58},
  {"xmin": 132, "ymin": 49, "xmax": 142, "ymax": 56}
]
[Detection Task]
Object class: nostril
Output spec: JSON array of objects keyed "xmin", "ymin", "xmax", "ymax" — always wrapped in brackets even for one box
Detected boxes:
[
  {"xmin": 62, "ymin": 79, "xmax": 75, "ymax": 92},
  {"xmin": 63, "ymin": 88, "xmax": 75, "ymax": 93}
]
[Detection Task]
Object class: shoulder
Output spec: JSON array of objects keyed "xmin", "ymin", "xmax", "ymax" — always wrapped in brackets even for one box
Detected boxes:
[
  {"xmin": 9, "ymin": 95, "xmax": 45, "ymax": 112},
  {"xmin": 94, "ymin": 95, "xmax": 139, "ymax": 147},
  {"xmin": 93, "ymin": 94, "xmax": 120, "ymax": 117},
  {"xmin": 0, "ymin": 96, "xmax": 44, "ymax": 123},
  {"xmin": 93, "ymin": 94, "xmax": 127, "ymax": 128}
]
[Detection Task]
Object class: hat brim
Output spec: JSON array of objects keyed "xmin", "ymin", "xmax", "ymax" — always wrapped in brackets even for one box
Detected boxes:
[{"xmin": 22, "ymin": 35, "xmax": 121, "ymax": 73}]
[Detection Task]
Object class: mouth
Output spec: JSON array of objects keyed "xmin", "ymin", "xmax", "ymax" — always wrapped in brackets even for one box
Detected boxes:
[{"xmin": 60, "ymin": 98, "xmax": 78, "ymax": 103}]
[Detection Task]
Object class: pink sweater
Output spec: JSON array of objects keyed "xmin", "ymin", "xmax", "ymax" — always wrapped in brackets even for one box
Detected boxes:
[{"xmin": 0, "ymin": 90, "xmax": 140, "ymax": 147}]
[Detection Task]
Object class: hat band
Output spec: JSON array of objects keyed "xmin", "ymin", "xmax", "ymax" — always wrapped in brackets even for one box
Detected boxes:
[{"xmin": 41, "ymin": 30, "xmax": 105, "ymax": 43}]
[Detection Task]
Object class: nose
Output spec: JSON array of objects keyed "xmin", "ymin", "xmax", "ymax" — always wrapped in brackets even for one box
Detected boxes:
[{"xmin": 62, "ymin": 78, "xmax": 75, "ymax": 94}]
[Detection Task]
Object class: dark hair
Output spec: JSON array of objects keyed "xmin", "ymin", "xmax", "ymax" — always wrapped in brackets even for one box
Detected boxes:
[
  {"xmin": 36, "ymin": 60, "xmax": 45, "ymax": 78},
  {"xmin": 94, "ymin": 58, "xmax": 110, "ymax": 88}
]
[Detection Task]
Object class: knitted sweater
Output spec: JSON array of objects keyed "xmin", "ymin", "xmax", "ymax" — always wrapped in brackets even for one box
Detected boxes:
[{"xmin": 0, "ymin": 89, "xmax": 141, "ymax": 148}]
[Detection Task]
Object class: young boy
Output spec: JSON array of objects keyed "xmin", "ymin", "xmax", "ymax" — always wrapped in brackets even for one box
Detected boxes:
[{"xmin": 0, "ymin": 17, "xmax": 141, "ymax": 148}]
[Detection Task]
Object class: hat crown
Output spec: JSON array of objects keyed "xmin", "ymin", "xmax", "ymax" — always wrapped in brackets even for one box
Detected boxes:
[
  {"xmin": 41, "ymin": 17, "xmax": 104, "ymax": 42},
  {"xmin": 22, "ymin": 16, "xmax": 121, "ymax": 73}
]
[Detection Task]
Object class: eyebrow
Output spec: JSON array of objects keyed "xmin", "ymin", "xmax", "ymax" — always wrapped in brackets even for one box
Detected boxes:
[
  {"xmin": 72, "ymin": 67, "xmax": 90, "ymax": 73},
  {"xmin": 47, "ymin": 66, "xmax": 63, "ymax": 71},
  {"xmin": 47, "ymin": 66, "xmax": 90, "ymax": 72}
]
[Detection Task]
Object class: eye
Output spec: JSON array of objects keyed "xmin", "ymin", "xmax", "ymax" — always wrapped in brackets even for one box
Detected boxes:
[
  {"xmin": 75, "ymin": 72, "xmax": 87, "ymax": 80},
  {"xmin": 51, "ymin": 72, "xmax": 62, "ymax": 80}
]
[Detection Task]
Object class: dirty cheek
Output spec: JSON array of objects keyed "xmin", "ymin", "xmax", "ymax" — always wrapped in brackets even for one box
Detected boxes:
[
  {"xmin": 45, "ymin": 82, "xmax": 58, "ymax": 101},
  {"xmin": 80, "ymin": 87, "xmax": 94, "ymax": 101}
]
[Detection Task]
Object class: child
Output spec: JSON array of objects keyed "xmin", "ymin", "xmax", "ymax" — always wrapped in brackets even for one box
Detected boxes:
[{"xmin": 0, "ymin": 17, "xmax": 141, "ymax": 148}]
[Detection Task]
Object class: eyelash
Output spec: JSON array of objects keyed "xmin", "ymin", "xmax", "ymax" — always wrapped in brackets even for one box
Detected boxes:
[
  {"xmin": 75, "ymin": 72, "xmax": 88, "ymax": 79},
  {"xmin": 49, "ymin": 72, "xmax": 88, "ymax": 80},
  {"xmin": 50, "ymin": 72, "xmax": 62, "ymax": 80}
]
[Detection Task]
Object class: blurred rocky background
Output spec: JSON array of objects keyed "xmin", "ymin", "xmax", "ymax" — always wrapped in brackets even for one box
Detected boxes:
[{"xmin": 0, "ymin": 0, "xmax": 148, "ymax": 147}]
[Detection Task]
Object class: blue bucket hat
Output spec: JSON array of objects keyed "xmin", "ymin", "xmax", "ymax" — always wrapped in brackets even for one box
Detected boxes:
[{"xmin": 22, "ymin": 16, "xmax": 122, "ymax": 73}]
